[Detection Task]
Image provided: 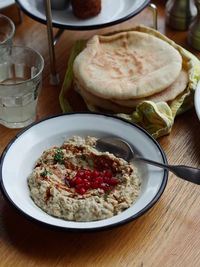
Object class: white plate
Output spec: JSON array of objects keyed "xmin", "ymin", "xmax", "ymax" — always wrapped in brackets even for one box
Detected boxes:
[
  {"xmin": 0, "ymin": 113, "xmax": 168, "ymax": 231},
  {"xmin": 195, "ymin": 81, "xmax": 200, "ymax": 121},
  {"xmin": 15, "ymin": 0, "xmax": 150, "ymax": 30},
  {"xmin": 0, "ymin": 0, "xmax": 15, "ymax": 9}
]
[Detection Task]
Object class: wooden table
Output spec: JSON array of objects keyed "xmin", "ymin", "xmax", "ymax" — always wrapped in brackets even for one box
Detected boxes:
[{"xmin": 1, "ymin": 2, "xmax": 200, "ymax": 266}]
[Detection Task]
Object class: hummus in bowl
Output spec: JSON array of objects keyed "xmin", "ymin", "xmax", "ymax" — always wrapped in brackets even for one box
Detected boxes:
[
  {"xmin": 28, "ymin": 136, "xmax": 141, "ymax": 222},
  {"xmin": 0, "ymin": 113, "xmax": 167, "ymax": 231}
]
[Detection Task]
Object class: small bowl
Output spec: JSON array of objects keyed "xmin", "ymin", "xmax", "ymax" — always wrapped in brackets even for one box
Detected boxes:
[{"xmin": 50, "ymin": 0, "xmax": 70, "ymax": 10}]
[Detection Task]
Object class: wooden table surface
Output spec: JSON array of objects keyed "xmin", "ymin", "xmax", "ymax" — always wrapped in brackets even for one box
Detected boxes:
[{"xmin": 1, "ymin": 2, "xmax": 200, "ymax": 266}]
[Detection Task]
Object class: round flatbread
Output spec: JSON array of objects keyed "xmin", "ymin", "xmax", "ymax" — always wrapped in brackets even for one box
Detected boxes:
[
  {"xmin": 112, "ymin": 69, "xmax": 188, "ymax": 107},
  {"xmin": 74, "ymin": 79, "xmax": 134, "ymax": 113},
  {"xmin": 73, "ymin": 31, "xmax": 182, "ymax": 100}
]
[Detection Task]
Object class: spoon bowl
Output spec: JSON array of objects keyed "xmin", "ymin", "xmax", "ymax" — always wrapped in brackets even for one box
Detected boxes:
[{"xmin": 96, "ymin": 137, "xmax": 200, "ymax": 185}]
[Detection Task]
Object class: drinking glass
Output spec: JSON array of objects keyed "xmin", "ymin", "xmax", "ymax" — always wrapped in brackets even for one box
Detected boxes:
[
  {"xmin": 0, "ymin": 45, "xmax": 44, "ymax": 128},
  {"xmin": 0, "ymin": 14, "xmax": 15, "ymax": 45}
]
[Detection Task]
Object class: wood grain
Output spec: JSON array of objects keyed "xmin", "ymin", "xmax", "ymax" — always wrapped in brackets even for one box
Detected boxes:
[{"xmin": 1, "ymin": 2, "xmax": 200, "ymax": 266}]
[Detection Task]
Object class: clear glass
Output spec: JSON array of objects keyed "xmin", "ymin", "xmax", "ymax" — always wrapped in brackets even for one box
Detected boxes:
[
  {"xmin": 0, "ymin": 14, "xmax": 15, "ymax": 45},
  {"xmin": 0, "ymin": 45, "xmax": 44, "ymax": 128}
]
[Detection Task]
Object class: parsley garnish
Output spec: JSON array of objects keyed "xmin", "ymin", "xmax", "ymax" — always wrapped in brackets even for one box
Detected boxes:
[
  {"xmin": 41, "ymin": 169, "xmax": 48, "ymax": 177},
  {"xmin": 40, "ymin": 169, "xmax": 53, "ymax": 177},
  {"xmin": 104, "ymin": 189, "xmax": 111, "ymax": 201},
  {"xmin": 54, "ymin": 149, "xmax": 65, "ymax": 164}
]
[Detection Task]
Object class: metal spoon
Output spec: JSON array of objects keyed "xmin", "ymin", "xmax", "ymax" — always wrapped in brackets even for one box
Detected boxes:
[{"xmin": 96, "ymin": 137, "xmax": 200, "ymax": 185}]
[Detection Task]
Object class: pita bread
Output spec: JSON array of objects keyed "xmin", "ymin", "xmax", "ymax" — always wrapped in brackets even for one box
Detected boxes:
[
  {"xmin": 73, "ymin": 31, "xmax": 182, "ymax": 100},
  {"xmin": 75, "ymin": 67, "xmax": 188, "ymax": 113},
  {"xmin": 112, "ymin": 69, "xmax": 188, "ymax": 107},
  {"xmin": 74, "ymin": 79, "xmax": 134, "ymax": 113}
]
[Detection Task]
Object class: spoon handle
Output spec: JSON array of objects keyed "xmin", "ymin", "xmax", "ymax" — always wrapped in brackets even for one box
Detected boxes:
[{"xmin": 136, "ymin": 156, "xmax": 200, "ymax": 185}]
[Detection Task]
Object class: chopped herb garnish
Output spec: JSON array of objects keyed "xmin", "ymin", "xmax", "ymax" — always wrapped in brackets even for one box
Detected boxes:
[
  {"xmin": 40, "ymin": 169, "xmax": 53, "ymax": 177},
  {"xmin": 104, "ymin": 189, "xmax": 111, "ymax": 201},
  {"xmin": 54, "ymin": 149, "xmax": 65, "ymax": 164},
  {"xmin": 40, "ymin": 169, "xmax": 48, "ymax": 177}
]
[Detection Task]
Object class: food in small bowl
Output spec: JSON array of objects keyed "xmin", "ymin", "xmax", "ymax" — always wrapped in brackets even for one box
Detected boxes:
[
  {"xmin": 27, "ymin": 136, "xmax": 141, "ymax": 222},
  {"xmin": 71, "ymin": 0, "xmax": 101, "ymax": 19}
]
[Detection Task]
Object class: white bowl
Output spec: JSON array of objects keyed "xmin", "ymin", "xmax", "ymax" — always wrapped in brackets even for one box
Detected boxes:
[{"xmin": 0, "ymin": 113, "xmax": 168, "ymax": 231}]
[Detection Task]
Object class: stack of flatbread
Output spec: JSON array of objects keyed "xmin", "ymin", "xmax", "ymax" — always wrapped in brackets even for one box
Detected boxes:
[{"xmin": 73, "ymin": 31, "xmax": 188, "ymax": 113}]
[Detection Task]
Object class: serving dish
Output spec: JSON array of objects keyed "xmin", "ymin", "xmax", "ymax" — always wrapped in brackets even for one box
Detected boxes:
[
  {"xmin": 194, "ymin": 81, "xmax": 200, "ymax": 121},
  {"xmin": 0, "ymin": 113, "xmax": 168, "ymax": 231},
  {"xmin": 0, "ymin": 0, "xmax": 14, "ymax": 10},
  {"xmin": 15, "ymin": 0, "xmax": 150, "ymax": 30}
]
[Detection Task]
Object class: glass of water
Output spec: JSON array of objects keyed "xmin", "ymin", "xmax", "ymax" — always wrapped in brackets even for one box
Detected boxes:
[
  {"xmin": 0, "ymin": 45, "xmax": 44, "ymax": 128},
  {"xmin": 0, "ymin": 14, "xmax": 15, "ymax": 45}
]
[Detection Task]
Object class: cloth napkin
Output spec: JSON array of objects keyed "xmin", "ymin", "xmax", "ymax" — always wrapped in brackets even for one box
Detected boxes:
[{"xmin": 59, "ymin": 25, "xmax": 200, "ymax": 139}]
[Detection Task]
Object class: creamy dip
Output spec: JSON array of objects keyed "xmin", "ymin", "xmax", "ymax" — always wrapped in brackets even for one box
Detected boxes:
[{"xmin": 27, "ymin": 136, "xmax": 141, "ymax": 222}]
